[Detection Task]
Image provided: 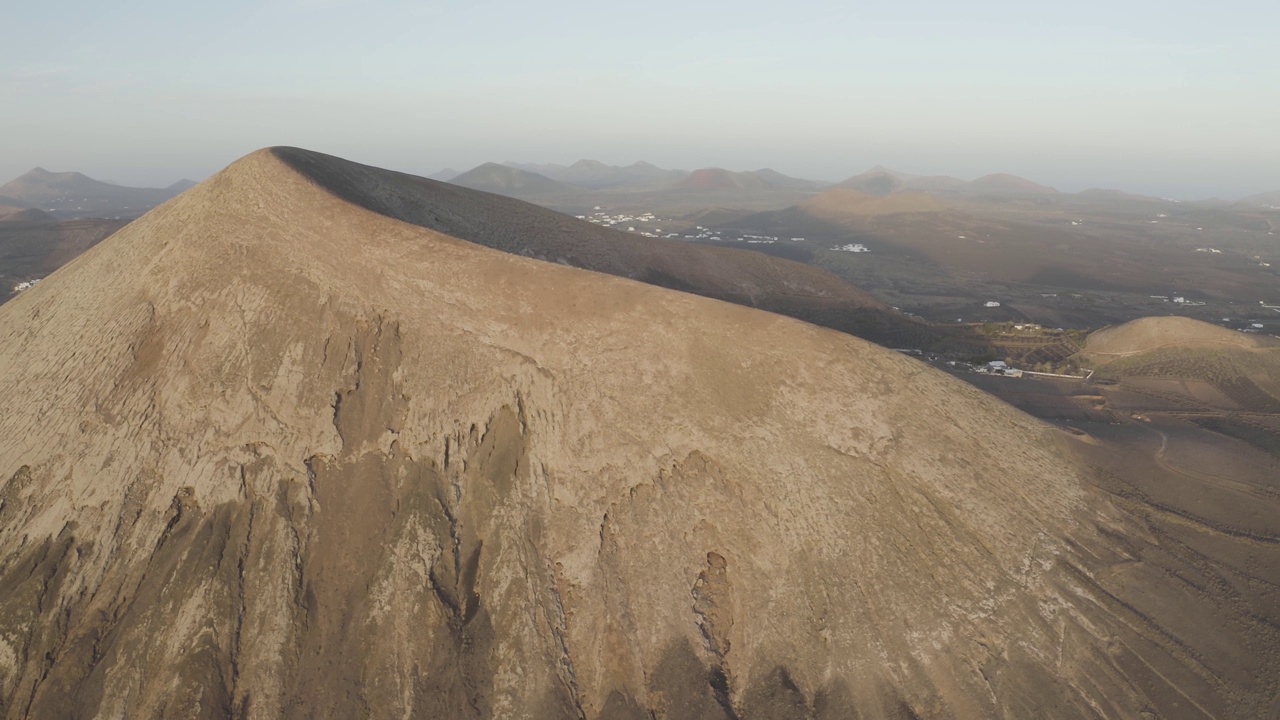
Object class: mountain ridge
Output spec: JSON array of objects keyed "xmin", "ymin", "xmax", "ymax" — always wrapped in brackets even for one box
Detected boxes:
[{"xmin": 0, "ymin": 166, "xmax": 194, "ymax": 217}]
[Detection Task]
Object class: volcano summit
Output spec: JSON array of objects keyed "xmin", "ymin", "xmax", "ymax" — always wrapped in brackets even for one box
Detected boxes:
[{"xmin": 0, "ymin": 149, "xmax": 1274, "ymax": 719}]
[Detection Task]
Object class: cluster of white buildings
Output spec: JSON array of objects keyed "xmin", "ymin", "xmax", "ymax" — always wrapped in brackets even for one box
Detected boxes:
[
  {"xmin": 1195, "ymin": 247, "xmax": 1223, "ymax": 254},
  {"xmin": 578, "ymin": 210, "xmax": 673, "ymax": 238},
  {"xmin": 1149, "ymin": 295, "xmax": 1206, "ymax": 306},
  {"xmin": 12, "ymin": 279, "xmax": 40, "ymax": 293},
  {"xmin": 687, "ymin": 228, "xmax": 783, "ymax": 244},
  {"xmin": 831, "ymin": 243, "xmax": 869, "ymax": 253},
  {"xmin": 975, "ymin": 360, "xmax": 1023, "ymax": 378},
  {"xmin": 576, "ymin": 212, "xmax": 792, "ymax": 245}
]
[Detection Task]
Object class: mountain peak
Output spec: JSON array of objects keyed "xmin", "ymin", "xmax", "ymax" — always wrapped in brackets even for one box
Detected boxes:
[
  {"xmin": 966, "ymin": 173, "xmax": 1057, "ymax": 194},
  {"xmin": 0, "ymin": 146, "xmax": 1270, "ymax": 719},
  {"xmin": 450, "ymin": 161, "xmax": 572, "ymax": 195}
]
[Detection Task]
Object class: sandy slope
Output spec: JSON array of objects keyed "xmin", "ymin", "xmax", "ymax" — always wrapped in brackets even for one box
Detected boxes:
[{"xmin": 0, "ymin": 148, "xmax": 1274, "ymax": 719}]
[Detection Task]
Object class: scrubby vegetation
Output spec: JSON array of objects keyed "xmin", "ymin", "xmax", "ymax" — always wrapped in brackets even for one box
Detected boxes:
[{"xmin": 1094, "ymin": 347, "xmax": 1280, "ymax": 412}]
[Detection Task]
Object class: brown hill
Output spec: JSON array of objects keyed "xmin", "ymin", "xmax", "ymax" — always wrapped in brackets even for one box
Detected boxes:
[
  {"xmin": 679, "ymin": 167, "xmax": 773, "ymax": 191},
  {"xmin": 0, "ymin": 147, "xmax": 1275, "ymax": 719},
  {"xmin": 449, "ymin": 162, "xmax": 578, "ymax": 197},
  {"xmin": 0, "ymin": 167, "xmax": 188, "ymax": 217},
  {"xmin": 1083, "ymin": 317, "xmax": 1280, "ymax": 409},
  {"xmin": 750, "ymin": 168, "xmax": 828, "ymax": 191},
  {"xmin": 1241, "ymin": 189, "xmax": 1280, "ymax": 206},
  {"xmin": 836, "ymin": 168, "xmax": 908, "ymax": 195},
  {"xmin": 1085, "ymin": 316, "xmax": 1279, "ymax": 358},
  {"xmin": 963, "ymin": 173, "xmax": 1058, "ymax": 195}
]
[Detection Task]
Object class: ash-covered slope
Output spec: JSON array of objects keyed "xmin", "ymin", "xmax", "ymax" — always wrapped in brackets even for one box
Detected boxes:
[
  {"xmin": 273, "ymin": 147, "xmax": 927, "ymax": 346},
  {"xmin": 0, "ymin": 148, "xmax": 1275, "ymax": 720}
]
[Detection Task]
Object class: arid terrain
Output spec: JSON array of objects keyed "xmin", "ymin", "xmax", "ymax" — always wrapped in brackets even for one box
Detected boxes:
[
  {"xmin": 0, "ymin": 149, "xmax": 1276, "ymax": 719},
  {"xmin": 0, "ymin": 211, "xmax": 127, "ymax": 302},
  {"xmin": 440, "ymin": 161, "xmax": 1279, "ymax": 335}
]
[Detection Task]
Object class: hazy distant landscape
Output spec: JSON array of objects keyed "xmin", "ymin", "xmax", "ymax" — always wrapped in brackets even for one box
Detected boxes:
[{"xmin": 9, "ymin": 158, "xmax": 1276, "ymax": 338}]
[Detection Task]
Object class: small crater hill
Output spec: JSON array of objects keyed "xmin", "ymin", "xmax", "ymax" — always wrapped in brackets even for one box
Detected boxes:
[
  {"xmin": 1085, "ymin": 315, "xmax": 1279, "ymax": 357},
  {"xmin": 0, "ymin": 208, "xmax": 53, "ymax": 224},
  {"xmin": 0, "ymin": 148, "xmax": 1275, "ymax": 719},
  {"xmin": 1082, "ymin": 316, "xmax": 1280, "ymax": 411}
]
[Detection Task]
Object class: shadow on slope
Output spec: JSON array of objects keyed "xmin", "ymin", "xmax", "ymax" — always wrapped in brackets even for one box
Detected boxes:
[{"xmin": 270, "ymin": 147, "xmax": 938, "ymax": 347}]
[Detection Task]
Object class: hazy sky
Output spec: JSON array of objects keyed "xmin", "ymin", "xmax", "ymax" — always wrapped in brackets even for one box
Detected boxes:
[{"xmin": 3, "ymin": 0, "xmax": 1277, "ymax": 198}]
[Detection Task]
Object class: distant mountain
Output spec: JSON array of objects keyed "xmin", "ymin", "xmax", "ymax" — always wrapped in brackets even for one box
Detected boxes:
[
  {"xmin": 566, "ymin": 159, "xmax": 687, "ymax": 188},
  {"xmin": 1240, "ymin": 189, "xmax": 1280, "ymax": 207},
  {"xmin": 750, "ymin": 168, "xmax": 828, "ymax": 191},
  {"xmin": 427, "ymin": 168, "xmax": 462, "ymax": 182},
  {"xmin": 166, "ymin": 178, "xmax": 199, "ymax": 193},
  {"xmin": 837, "ymin": 167, "xmax": 912, "ymax": 195},
  {"xmin": 502, "ymin": 160, "xmax": 570, "ymax": 178},
  {"xmin": 0, "ymin": 168, "xmax": 104, "ymax": 201},
  {"xmin": 1075, "ymin": 188, "xmax": 1165, "ymax": 204},
  {"xmin": 0, "ymin": 195, "xmax": 29, "ymax": 210},
  {"xmin": 0, "ymin": 167, "xmax": 189, "ymax": 218},
  {"xmin": 962, "ymin": 173, "xmax": 1058, "ymax": 195},
  {"xmin": 903, "ymin": 175, "xmax": 966, "ymax": 192},
  {"xmin": 449, "ymin": 162, "xmax": 579, "ymax": 197},
  {"xmin": 502, "ymin": 159, "xmax": 685, "ymax": 189},
  {"xmin": 679, "ymin": 168, "xmax": 775, "ymax": 191}
]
